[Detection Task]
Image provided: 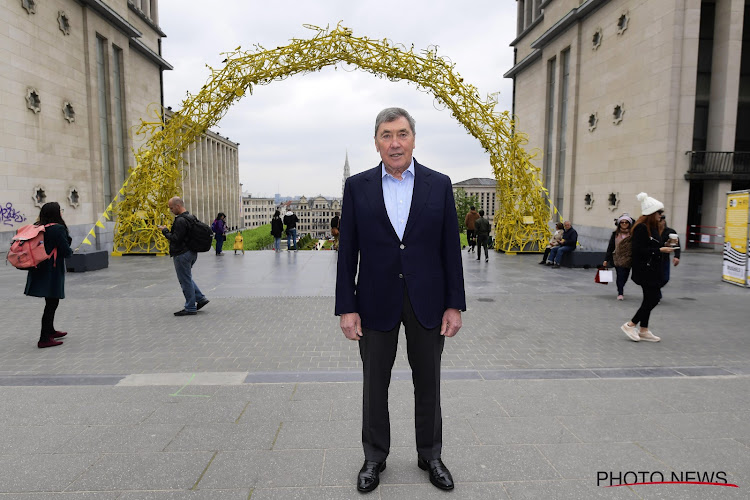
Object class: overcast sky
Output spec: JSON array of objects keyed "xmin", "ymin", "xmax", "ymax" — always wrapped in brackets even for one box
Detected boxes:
[{"xmin": 159, "ymin": 1, "xmax": 517, "ymax": 198}]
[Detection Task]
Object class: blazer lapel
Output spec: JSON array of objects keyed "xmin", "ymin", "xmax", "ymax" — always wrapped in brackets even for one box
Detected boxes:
[
  {"xmin": 402, "ymin": 160, "xmax": 432, "ymax": 241},
  {"xmin": 364, "ymin": 165, "xmax": 400, "ymax": 241}
]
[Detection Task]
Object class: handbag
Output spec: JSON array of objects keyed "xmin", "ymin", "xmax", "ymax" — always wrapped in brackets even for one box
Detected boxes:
[
  {"xmin": 331, "ymin": 227, "xmax": 339, "ymax": 236},
  {"xmin": 595, "ymin": 266, "xmax": 613, "ymax": 284}
]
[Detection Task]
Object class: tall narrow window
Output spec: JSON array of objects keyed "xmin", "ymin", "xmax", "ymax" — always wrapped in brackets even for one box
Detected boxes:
[
  {"xmin": 96, "ymin": 36, "xmax": 112, "ymax": 206},
  {"xmin": 556, "ymin": 49, "xmax": 570, "ymax": 212},
  {"xmin": 543, "ymin": 57, "xmax": 556, "ymax": 191},
  {"xmin": 112, "ymin": 46, "xmax": 127, "ymax": 186}
]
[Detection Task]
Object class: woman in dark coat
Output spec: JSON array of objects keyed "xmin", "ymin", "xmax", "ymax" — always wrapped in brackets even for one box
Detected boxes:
[
  {"xmin": 621, "ymin": 193, "xmax": 675, "ymax": 343},
  {"xmin": 212, "ymin": 213, "xmax": 227, "ymax": 256},
  {"xmin": 270, "ymin": 210, "xmax": 284, "ymax": 252},
  {"xmin": 24, "ymin": 202, "xmax": 73, "ymax": 348}
]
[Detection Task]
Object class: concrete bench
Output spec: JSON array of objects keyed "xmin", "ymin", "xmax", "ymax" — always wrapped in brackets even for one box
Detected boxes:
[
  {"xmin": 560, "ymin": 250, "xmax": 606, "ymax": 269},
  {"xmin": 66, "ymin": 250, "xmax": 109, "ymax": 272}
]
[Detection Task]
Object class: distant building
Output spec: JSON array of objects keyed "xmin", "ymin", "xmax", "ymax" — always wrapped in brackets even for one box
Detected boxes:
[
  {"xmin": 288, "ymin": 196, "xmax": 341, "ymax": 238},
  {"xmin": 453, "ymin": 178, "xmax": 497, "ymax": 221},
  {"xmin": 242, "ymin": 195, "xmax": 276, "ymax": 228}
]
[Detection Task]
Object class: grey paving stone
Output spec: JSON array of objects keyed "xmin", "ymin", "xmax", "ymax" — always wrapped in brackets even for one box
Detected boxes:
[
  {"xmin": 636, "ymin": 439, "xmax": 750, "ymax": 483},
  {"xmin": 142, "ymin": 400, "xmax": 248, "ymax": 425},
  {"xmin": 624, "ymin": 484, "xmax": 744, "ymax": 500},
  {"xmin": 165, "ymin": 421, "xmax": 281, "ymax": 451},
  {"xmin": 0, "ymin": 425, "xmax": 86, "ymax": 454},
  {"xmin": 238, "ymin": 398, "xmax": 333, "ymax": 423},
  {"xmin": 196, "ymin": 449, "xmax": 324, "ymax": 488},
  {"xmin": 0, "ymin": 494, "xmax": 117, "ymax": 500},
  {"xmin": 59, "ymin": 424, "xmax": 183, "ymax": 453},
  {"xmin": 69, "ymin": 452, "xmax": 214, "ymax": 491},
  {"xmin": 556, "ymin": 415, "xmax": 678, "ymax": 443},
  {"xmin": 117, "ymin": 490, "xmax": 250, "ymax": 499},
  {"xmin": 381, "ymin": 482, "xmax": 511, "ymax": 499},
  {"xmin": 272, "ymin": 420, "xmax": 361, "ymax": 450},
  {"xmin": 443, "ymin": 445, "xmax": 561, "ymax": 482},
  {"xmin": 250, "ymin": 485, "xmax": 366, "ymax": 499},
  {"xmin": 467, "ymin": 416, "xmax": 581, "ymax": 445},
  {"xmin": 535, "ymin": 442, "xmax": 672, "ymax": 480},
  {"xmin": 502, "ymin": 480, "xmax": 637, "ymax": 499},
  {"xmin": 0, "ymin": 453, "xmax": 98, "ymax": 493}
]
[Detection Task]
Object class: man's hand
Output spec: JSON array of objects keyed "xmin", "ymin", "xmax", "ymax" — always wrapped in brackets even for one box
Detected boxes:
[
  {"xmin": 157, "ymin": 225, "xmax": 167, "ymax": 231},
  {"xmin": 340, "ymin": 312, "xmax": 362, "ymax": 340},
  {"xmin": 440, "ymin": 308, "xmax": 462, "ymax": 337},
  {"xmin": 673, "ymin": 257, "xmax": 680, "ymax": 266}
]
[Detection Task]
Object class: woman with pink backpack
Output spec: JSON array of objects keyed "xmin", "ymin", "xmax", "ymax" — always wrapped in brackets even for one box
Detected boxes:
[{"xmin": 23, "ymin": 202, "xmax": 73, "ymax": 348}]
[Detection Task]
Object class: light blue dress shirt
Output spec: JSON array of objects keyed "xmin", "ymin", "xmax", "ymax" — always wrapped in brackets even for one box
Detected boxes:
[{"xmin": 381, "ymin": 159, "xmax": 415, "ymax": 240}]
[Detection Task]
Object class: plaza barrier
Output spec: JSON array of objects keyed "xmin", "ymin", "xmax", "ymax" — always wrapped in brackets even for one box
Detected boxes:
[{"xmin": 687, "ymin": 224, "xmax": 724, "ymax": 246}]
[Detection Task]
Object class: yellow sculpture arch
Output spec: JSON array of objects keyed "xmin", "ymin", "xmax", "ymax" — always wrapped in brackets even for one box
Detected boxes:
[{"xmin": 107, "ymin": 24, "xmax": 556, "ymax": 255}]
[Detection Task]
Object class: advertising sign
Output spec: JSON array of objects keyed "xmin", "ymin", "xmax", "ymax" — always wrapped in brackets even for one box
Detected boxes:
[{"xmin": 722, "ymin": 190, "xmax": 750, "ymax": 287}]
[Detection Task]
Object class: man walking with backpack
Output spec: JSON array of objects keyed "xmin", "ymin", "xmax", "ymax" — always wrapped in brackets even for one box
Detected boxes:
[{"xmin": 158, "ymin": 197, "xmax": 210, "ymax": 316}]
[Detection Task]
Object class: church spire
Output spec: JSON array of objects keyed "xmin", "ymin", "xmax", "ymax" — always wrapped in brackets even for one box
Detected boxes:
[{"xmin": 342, "ymin": 150, "xmax": 351, "ymax": 198}]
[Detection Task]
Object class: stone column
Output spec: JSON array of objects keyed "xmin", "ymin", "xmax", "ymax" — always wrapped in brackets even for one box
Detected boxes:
[{"xmin": 704, "ymin": 0, "xmax": 743, "ymax": 248}]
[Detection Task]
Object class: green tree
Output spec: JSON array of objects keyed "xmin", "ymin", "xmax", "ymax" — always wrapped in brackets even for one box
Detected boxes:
[{"xmin": 454, "ymin": 188, "xmax": 480, "ymax": 233}]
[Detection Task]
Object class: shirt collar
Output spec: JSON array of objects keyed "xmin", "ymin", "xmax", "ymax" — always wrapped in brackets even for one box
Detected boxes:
[{"xmin": 381, "ymin": 158, "xmax": 415, "ymax": 180}]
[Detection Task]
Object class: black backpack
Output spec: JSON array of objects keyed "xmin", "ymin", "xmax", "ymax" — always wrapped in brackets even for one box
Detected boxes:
[{"xmin": 183, "ymin": 214, "xmax": 213, "ymax": 253}]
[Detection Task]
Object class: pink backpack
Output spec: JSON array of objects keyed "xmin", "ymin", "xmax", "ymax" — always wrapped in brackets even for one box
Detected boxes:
[{"xmin": 6, "ymin": 223, "xmax": 58, "ymax": 269}]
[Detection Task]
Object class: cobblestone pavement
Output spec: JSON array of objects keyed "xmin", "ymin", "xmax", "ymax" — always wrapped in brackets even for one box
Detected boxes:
[
  {"xmin": 0, "ymin": 249, "xmax": 748, "ymax": 499},
  {"xmin": 0, "ymin": 249, "xmax": 747, "ymax": 376}
]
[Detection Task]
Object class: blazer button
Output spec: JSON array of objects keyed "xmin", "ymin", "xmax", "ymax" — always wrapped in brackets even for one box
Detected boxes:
[
  {"xmin": 400, "ymin": 244, "xmax": 405, "ymax": 250},
  {"xmin": 398, "ymin": 273, "xmax": 403, "ymax": 279}
]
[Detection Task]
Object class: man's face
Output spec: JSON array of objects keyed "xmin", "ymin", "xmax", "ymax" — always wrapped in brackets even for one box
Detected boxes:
[
  {"xmin": 168, "ymin": 201, "xmax": 179, "ymax": 215},
  {"xmin": 564, "ymin": 221, "xmax": 571, "ymax": 230},
  {"xmin": 375, "ymin": 116, "xmax": 415, "ymax": 173}
]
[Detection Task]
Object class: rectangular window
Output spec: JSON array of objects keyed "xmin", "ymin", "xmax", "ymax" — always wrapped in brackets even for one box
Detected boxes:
[
  {"xmin": 96, "ymin": 36, "xmax": 112, "ymax": 206},
  {"xmin": 112, "ymin": 46, "xmax": 127, "ymax": 187},
  {"xmin": 556, "ymin": 49, "xmax": 570, "ymax": 212},
  {"xmin": 543, "ymin": 57, "xmax": 556, "ymax": 192}
]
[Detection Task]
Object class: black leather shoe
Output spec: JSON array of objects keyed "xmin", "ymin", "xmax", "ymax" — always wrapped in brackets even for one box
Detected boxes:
[
  {"xmin": 174, "ymin": 309, "xmax": 197, "ymax": 316},
  {"xmin": 418, "ymin": 456, "xmax": 454, "ymax": 490},
  {"xmin": 196, "ymin": 299, "xmax": 210, "ymax": 310},
  {"xmin": 357, "ymin": 460, "xmax": 386, "ymax": 493}
]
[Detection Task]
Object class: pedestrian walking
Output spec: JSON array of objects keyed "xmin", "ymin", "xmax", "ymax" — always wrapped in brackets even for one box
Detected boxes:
[
  {"xmin": 23, "ymin": 202, "xmax": 73, "ymax": 348},
  {"xmin": 271, "ymin": 210, "xmax": 283, "ymax": 252},
  {"xmin": 464, "ymin": 206, "xmax": 479, "ymax": 253},
  {"xmin": 331, "ymin": 212, "xmax": 340, "ymax": 250},
  {"xmin": 474, "ymin": 209, "xmax": 491, "ymax": 262},
  {"xmin": 336, "ymin": 107, "xmax": 465, "ymax": 493},
  {"xmin": 621, "ymin": 193, "xmax": 675, "ymax": 342},
  {"xmin": 602, "ymin": 213, "xmax": 635, "ymax": 300},
  {"xmin": 658, "ymin": 214, "xmax": 681, "ymax": 289},
  {"xmin": 158, "ymin": 197, "xmax": 209, "ymax": 316},
  {"xmin": 212, "ymin": 213, "xmax": 227, "ymax": 255}
]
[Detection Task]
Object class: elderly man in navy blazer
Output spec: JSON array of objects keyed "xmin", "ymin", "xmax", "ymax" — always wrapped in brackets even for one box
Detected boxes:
[{"xmin": 336, "ymin": 107, "xmax": 466, "ymax": 493}]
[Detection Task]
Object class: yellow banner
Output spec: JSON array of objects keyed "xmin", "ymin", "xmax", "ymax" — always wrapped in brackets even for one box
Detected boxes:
[{"xmin": 722, "ymin": 191, "xmax": 749, "ymax": 286}]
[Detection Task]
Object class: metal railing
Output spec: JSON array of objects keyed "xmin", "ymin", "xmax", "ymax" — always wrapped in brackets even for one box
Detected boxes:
[{"xmin": 685, "ymin": 151, "xmax": 750, "ymax": 180}]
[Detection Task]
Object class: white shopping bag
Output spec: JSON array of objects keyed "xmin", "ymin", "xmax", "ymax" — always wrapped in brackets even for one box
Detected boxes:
[{"xmin": 598, "ymin": 269, "xmax": 614, "ymax": 283}]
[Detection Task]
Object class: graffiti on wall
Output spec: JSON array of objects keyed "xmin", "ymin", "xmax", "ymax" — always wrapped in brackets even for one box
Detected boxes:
[{"xmin": 1, "ymin": 202, "xmax": 27, "ymax": 227}]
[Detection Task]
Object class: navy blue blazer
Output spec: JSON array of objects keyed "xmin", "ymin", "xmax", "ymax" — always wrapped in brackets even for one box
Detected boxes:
[{"xmin": 335, "ymin": 159, "xmax": 466, "ymax": 331}]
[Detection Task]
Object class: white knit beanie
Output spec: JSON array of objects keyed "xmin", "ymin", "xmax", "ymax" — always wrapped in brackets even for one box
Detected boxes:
[{"xmin": 637, "ymin": 192, "xmax": 664, "ymax": 216}]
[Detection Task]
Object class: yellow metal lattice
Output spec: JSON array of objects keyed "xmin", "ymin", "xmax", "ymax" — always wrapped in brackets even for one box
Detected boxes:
[{"xmin": 105, "ymin": 23, "xmax": 557, "ymax": 254}]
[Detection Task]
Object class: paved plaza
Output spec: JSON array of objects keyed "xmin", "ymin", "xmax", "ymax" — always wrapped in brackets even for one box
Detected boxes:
[{"xmin": 0, "ymin": 249, "xmax": 748, "ymax": 498}]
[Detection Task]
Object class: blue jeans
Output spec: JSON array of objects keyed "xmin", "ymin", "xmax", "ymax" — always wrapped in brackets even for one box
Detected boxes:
[
  {"xmin": 548, "ymin": 245, "xmax": 574, "ymax": 264},
  {"xmin": 274, "ymin": 237, "xmax": 281, "ymax": 251},
  {"xmin": 287, "ymin": 228, "xmax": 297, "ymax": 249},
  {"xmin": 615, "ymin": 266, "xmax": 631, "ymax": 295},
  {"xmin": 214, "ymin": 234, "xmax": 225, "ymax": 254},
  {"xmin": 173, "ymin": 251, "xmax": 206, "ymax": 312}
]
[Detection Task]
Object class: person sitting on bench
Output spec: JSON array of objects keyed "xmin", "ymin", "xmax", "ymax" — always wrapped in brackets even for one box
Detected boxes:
[{"xmin": 546, "ymin": 221, "xmax": 577, "ymax": 268}]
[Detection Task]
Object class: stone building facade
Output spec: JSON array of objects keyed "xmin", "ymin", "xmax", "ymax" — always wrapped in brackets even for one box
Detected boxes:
[
  {"xmin": 242, "ymin": 195, "xmax": 276, "ymax": 228},
  {"xmin": 286, "ymin": 196, "xmax": 342, "ymax": 238},
  {"xmin": 452, "ymin": 178, "xmax": 498, "ymax": 222},
  {"xmin": 505, "ymin": 0, "xmax": 749, "ymax": 249},
  {"xmin": 1, "ymin": 0, "xmax": 242, "ymax": 252},
  {"xmin": 1, "ymin": 0, "xmax": 172, "ymax": 251}
]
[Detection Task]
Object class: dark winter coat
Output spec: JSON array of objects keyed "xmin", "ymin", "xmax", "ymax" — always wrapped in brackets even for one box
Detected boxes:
[
  {"xmin": 474, "ymin": 216, "xmax": 491, "ymax": 237},
  {"xmin": 161, "ymin": 212, "xmax": 192, "ymax": 256},
  {"xmin": 24, "ymin": 224, "xmax": 73, "ymax": 299},
  {"xmin": 560, "ymin": 227, "xmax": 578, "ymax": 248},
  {"xmin": 659, "ymin": 225, "xmax": 681, "ymax": 260},
  {"xmin": 270, "ymin": 217, "xmax": 284, "ymax": 238},
  {"xmin": 630, "ymin": 223, "xmax": 663, "ymax": 287},
  {"xmin": 283, "ymin": 213, "xmax": 298, "ymax": 230}
]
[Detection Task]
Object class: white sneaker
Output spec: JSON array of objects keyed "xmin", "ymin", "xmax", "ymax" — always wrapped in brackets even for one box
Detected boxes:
[
  {"xmin": 617, "ymin": 295, "xmax": 624, "ymax": 301},
  {"xmin": 621, "ymin": 322, "xmax": 640, "ymax": 341},
  {"xmin": 638, "ymin": 330, "xmax": 661, "ymax": 342}
]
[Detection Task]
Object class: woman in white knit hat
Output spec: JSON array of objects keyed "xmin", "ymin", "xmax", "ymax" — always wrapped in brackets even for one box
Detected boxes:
[{"xmin": 621, "ymin": 193, "xmax": 676, "ymax": 342}]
